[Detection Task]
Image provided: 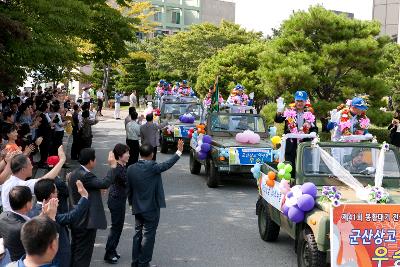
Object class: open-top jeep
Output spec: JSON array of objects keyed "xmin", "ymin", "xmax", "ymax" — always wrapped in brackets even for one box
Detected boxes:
[
  {"xmin": 256, "ymin": 141, "xmax": 400, "ymax": 267},
  {"xmin": 159, "ymin": 96, "xmax": 203, "ymax": 153},
  {"xmin": 189, "ymin": 110, "xmax": 274, "ymax": 188}
]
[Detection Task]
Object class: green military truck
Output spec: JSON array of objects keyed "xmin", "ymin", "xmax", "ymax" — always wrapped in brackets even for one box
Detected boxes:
[
  {"xmin": 189, "ymin": 110, "xmax": 274, "ymax": 188},
  {"xmin": 159, "ymin": 96, "xmax": 203, "ymax": 153},
  {"xmin": 256, "ymin": 141, "xmax": 400, "ymax": 267}
]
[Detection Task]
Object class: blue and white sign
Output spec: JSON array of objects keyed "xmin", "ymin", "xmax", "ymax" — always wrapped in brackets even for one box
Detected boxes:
[{"xmin": 228, "ymin": 147, "xmax": 273, "ymax": 165}]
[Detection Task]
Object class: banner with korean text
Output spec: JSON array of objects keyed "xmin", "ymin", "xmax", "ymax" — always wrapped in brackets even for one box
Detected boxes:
[{"xmin": 331, "ymin": 204, "xmax": 400, "ymax": 267}]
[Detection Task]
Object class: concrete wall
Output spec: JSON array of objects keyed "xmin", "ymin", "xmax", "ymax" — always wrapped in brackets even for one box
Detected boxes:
[
  {"xmin": 373, "ymin": 0, "xmax": 400, "ymax": 41},
  {"xmin": 200, "ymin": 0, "xmax": 235, "ymax": 25}
]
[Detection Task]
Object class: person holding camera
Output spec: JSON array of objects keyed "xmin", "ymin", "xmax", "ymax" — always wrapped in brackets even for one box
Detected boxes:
[{"xmin": 389, "ymin": 109, "xmax": 400, "ymax": 147}]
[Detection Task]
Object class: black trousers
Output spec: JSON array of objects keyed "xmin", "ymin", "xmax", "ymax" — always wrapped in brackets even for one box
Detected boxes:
[
  {"xmin": 126, "ymin": 139, "xmax": 140, "ymax": 166},
  {"xmin": 285, "ymin": 138, "xmax": 298, "ymax": 172},
  {"xmin": 105, "ymin": 198, "xmax": 126, "ymax": 256},
  {"xmin": 51, "ymin": 130, "xmax": 64, "ymax": 155},
  {"xmin": 97, "ymin": 99, "xmax": 103, "ymax": 113},
  {"xmin": 81, "ymin": 138, "xmax": 92, "ymax": 149},
  {"xmin": 132, "ymin": 209, "xmax": 160, "ymax": 266},
  {"xmin": 70, "ymin": 228, "xmax": 97, "ymax": 267},
  {"xmin": 71, "ymin": 131, "xmax": 81, "ymax": 160},
  {"xmin": 152, "ymin": 146, "xmax": 157, "ymax": 161}
]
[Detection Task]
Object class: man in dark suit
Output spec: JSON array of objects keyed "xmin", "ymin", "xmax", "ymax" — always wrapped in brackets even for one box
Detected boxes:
[
  {"xmin": 127, "ymin": 139, "xmax": 183, "ymax": 267},
  {"xmin": 68, "ymin": 148, "xmax": 117, "ymax": 267},
  {"xmin": 0, "ymin": 186, "xmax": 33, "ymax": 261},
  {"xmin": 140, "ymin": 113, "xmax": 166, "ymax": 161},
  {"xmin": 28, "ymin": 178, "xmax": 89, "ymax": 267}
]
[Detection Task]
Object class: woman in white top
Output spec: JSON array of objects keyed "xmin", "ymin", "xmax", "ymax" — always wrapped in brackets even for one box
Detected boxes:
[
  {"xmin": 50, "ymin": 103, "xmax": 67, "ymax": 155},
  {"xmin": 125, "ymin": 112, "xmax": 141, "ymax": 166}
]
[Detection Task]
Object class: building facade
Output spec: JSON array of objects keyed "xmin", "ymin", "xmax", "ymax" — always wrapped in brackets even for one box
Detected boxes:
[
  {"xmin": 148, "ymin": 0, "xmax": 235, "ymax": 36},
  {"xmin": 373, "ymin": 0, "xmax": 400, "ymax": 42}
]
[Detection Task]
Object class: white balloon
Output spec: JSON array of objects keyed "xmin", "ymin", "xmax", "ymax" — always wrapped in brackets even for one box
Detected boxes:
[
  {"xmin": 285, "ymin": 197, "xmax": 297, "ymax": 207},
  {"xmin": 291, "ymin": 186, "xmax": 303, "ymax": 199},
  {"xmin": 195, "ymin": 146, "xmax": 202, "ymax": 153}
]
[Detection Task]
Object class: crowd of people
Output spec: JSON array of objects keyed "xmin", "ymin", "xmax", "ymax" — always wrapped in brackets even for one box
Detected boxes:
[{"xmin": 0, "ymin": 87, "xmax": 184, "ymax": 267}]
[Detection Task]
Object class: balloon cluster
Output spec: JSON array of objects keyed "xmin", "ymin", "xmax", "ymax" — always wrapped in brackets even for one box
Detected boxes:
[
  {"xmin": 235, "ymin": 130, "xmax": 261, "ymax": 144},
  {"xmin": 195, "ymin": 134, "xmax": 213, "ymax": 160},
  {"xmin": 281, "ymin": 182, "xmax": 317, "ymax": 223},
  {"xmin": 196, "ymin": 124, "xmax": 206, "ymax": 134},
  {"xmin": 271, "ymin": 136, "xmax": 281, "ymax": 148},
  {"xmin": 251, "ymin": 163, "xmax": 261, "ymax": 179},
  {"xmin": 218, "ymin": 148, "xmax": 229, "ymax": 161},
  {"xmin": 266, "ymin": 171, "xmax": 276, "ymax": 187},
  {"xmin": 179, "ymin": 113, "xmax": 195, "ymax": 124},
  {"xmin": 277, "ymin": 162, "xmax": 292, "ymax": 195}
]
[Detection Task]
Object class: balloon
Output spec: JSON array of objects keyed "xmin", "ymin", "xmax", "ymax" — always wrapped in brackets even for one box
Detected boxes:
[
  {"xmin": 253, "ymin": 164, "xmax": 261, "ymax": 173},
  {"xmin": 279, "ymin": 179, "xmax": 290, "ymax": 194},
  {"xmin": 195, "ymin": 146, "xmax": 202, "ymax": 153},
  {"xmin": 202, "ymin": 135, "xmax": 212, "ymax": 144},
  {"xmin": 297, "ymin": 194, "xmax": 315, "ymax": 212},
  {"xmin": 198, "ymin": 151, "xmax": 208, "ymax": 160},
  {"xmin": 285, "ymin": 196, "xmax": 297, "ymax": 207},
  {"xmin": 277, "ymin": 162, "xmax": 285, "ymax": 170},
  {"xmin": 301, "ymin": 182, "xmax": 318, "ymax": 198},
  {"xmin": 267, "ymin": 171, "xmax": 276, "ymax": 180},
  {"xmin": 269, "ymin": 126, "xmax": 277, "ymax": 138},
  {"xmin": 287, "ymin": 191, "xmax": 293, "ymax": 199},
  {"xmin": 266, "ymin": 179, "xmax": 275, "ymax": 187},
  {"xmin": 235, "ymin": 133, "xmax": 248, "ymax": 143},
  {"xmin": 248, "ymin": 133, "xmax": 261, "ymax": 144},
  {"xmin": 284, "ymin": 164, "xmax": 293, "ymax": 173},
  {"xmin": 282, "ymin": 204, "xmax": 289, "ymax": 216},
  {"xmin": 291, "ymin": 185, "xmax": 303, "ymax": 199},
  {"xmin": 271, "ymin": 136, "xmax": 282, "ymax": 146},
  {"xmin": 283, "ymin": 172, "xmax": 291, "ymax": 180},
  {"xmin": 278, "ymin": 169, "xmax": 285, "ymax": 178},
  {"xmin": 288, "ymin": 206, "xmax": 305, "ymax": 223},
  {"xmin": 201, "ymin": 143, "xmax": 211, "ymax": 153}
]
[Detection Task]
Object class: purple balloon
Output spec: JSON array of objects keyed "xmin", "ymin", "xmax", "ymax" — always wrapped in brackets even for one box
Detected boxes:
[
  {"xmin": 297, "ymin": 194, "xmax": 315, "ymax": 212},
  {"xmin": 198, "ymin": 151, "xmax": 208, "ymax": 160},
  {"xmin": 282, "ymin": 204, "xmax": 289, "ymax": 217},
  {"xmin": 288, "ymin": 205, "xmax": 305, "ymax": 223},
  {"xmin": 301, "ymin": 182, "xmax": 318, "ymax": 198},
  {"xmin": 202, "ymin": 135, "xmax": 212, "ymax": 144},
  {"xmin": 287, "ymin": 191, "xmax": 293, "ymax": 199},
  {"xmin": 201, "ymin": 143, "xmax": 211, "ymax": 153}
]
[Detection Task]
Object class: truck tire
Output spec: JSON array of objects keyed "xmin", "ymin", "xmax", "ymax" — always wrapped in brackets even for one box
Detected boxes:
[
  {"xmin": 258, "ymin": 203, "xmax": 280, "ymax": 241},
  {"xmin": 190, "ymin": 150, "xmax": 201, "ymax": 174},
  {"xmin": 297, "ymin": 228, "xmax": 327, "ymax": 267},
  {"xmin": 206, "ymin": 160, "xmax": 219, "ymax": 188},
  {"xmin": 160, "ymin": 138, "xmax": 168, "ymax": 154}
]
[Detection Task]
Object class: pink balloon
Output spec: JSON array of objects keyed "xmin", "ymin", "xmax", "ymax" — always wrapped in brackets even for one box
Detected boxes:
[
  {"xmin": 236, "ymin": 133, "xmax": 248, "ymax": 143},
  {"xmin": 248, "ymin": 133, "xmax": 261, "ymax": 144}
]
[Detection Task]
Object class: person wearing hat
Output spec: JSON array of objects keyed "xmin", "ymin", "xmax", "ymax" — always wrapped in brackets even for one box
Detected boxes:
[
  {"xmin": 275, "ymin": 90, "xmax": 318, "ymax": 169},
  {"xmin": 327, "ymin": 97, "xmax": 371, "ymax": 141}
]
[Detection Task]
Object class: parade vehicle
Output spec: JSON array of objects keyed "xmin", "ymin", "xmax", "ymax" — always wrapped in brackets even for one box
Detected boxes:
[
  {"xmin": 189, "ymin": 106, "xmax": 274, "ymax": 188},
  {"xmin": 159, "ymin": 95, "xmax": 204, "ymax": 153},
  {"xmin": 255, "ymin": 136, "xmax": 400, "ymax": 267}
]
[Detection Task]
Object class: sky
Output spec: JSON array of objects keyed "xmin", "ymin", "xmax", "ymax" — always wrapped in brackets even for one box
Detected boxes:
[{"xmin": 235, "ymin": 0, "xmax": 374, "ymax": 36}]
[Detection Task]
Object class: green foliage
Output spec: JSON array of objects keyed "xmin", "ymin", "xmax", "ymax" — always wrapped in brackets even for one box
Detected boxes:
[
  {"xmin": 312, "ymin": 100, "xmax": 340, "ymax": 119},
  {"xmin": 116, "ymin": 52, "xmax": 150, "ymax": 95},
  {"xmin": 145, "ymin": 21, "xmax": 262, "ymax": 81},
  {"xmin": 368, "ymin": 128, "xmax": 390, "ymax": 143},
  {"xmin": 379, "ymin": 42, "xmax": 400, "ymax": 95},
  {"xmin": 260, "ymin": 102, "xmax": 277, "ymax": 126},
  {"xmin": 195, "ymin": 42, "xmax": 268, "ymax": 98},
  {"xmin": 258, "ymin": 6, "xmax": 389, "ymax": 103},
  {"xmin": 367, "ymin": 108, "xmax": 393, "ymax": 127}
]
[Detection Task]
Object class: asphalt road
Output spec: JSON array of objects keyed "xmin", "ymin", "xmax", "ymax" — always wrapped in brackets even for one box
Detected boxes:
[{"xmin": 88, "ymin": 114, "xmax": 297, "ymax": 267}]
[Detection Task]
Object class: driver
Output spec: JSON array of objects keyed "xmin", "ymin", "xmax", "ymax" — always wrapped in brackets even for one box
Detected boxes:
[{"xmin": 343, "ymin": 149, "xmax": 371, "ymax": 173}]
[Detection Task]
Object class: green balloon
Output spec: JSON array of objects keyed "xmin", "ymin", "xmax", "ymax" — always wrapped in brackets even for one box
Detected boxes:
[
  {"xmin": 277, "ymin": 162, "xmax": 285, "ymax": 170},
  {"xmin": 284, "ymin": 172, "xmax": 291, "ymax": 180},
  {"xmin": 278, "ymin": 169, "xmax": 285, "ymax": 178},
  {"xmin": 284, "ymin": 164, "xmax": 293, "ymax": 173}
]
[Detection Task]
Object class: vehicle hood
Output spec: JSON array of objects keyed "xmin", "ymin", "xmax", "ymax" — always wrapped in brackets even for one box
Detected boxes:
[
  {"xmin": 211, "ymin": 137, "xmax": 273, "ymax": 148},
  {"xmin": 316, "ymin": 186, "xmax": 400, "ymax": 213}
]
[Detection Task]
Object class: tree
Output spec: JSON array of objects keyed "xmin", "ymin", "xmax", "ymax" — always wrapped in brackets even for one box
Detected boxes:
[
  {"xmin": 258, "ymin": 6, "xmax": 389, "ymax": 103},
  {"xmin": 116, "ymin": 51, "xmax": 151, "ymax": 96},
  {"xmin": 378, "ymin": 41, "xmax": 400, "ymax": 108},
  {"xmin": 145, "ymin": 21, "xmax": 263, "ymax": 81},
  {"xmin": 195, "ymin": 42, "xmax": 268, "ymax": 98}
]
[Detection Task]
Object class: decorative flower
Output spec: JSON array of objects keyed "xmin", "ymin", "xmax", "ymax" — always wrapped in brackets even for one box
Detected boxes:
[
  {"xmin": 359, "ymin": 117, "xmax": 370, "ymax": 129},
  {"xmin": 320, "ymin": 186, "xmax": 342, "ymax": 207},
  {"xmin": 303, "ymin": 111, "xmax": 316, "ymax": 123},
  {"xmin": 382, "ymin": 142, "xmax": 390, "ymax": 152},
  {"xmin": 283, "ymin": 108, "xmax": 297, "ymax": 119},
  {"xmin": 346, "ymin": 99, "xmax": 352, "ymax": 106},
  {"xmin": 367, "ymin": 186, "xmax": 390, "ymax": 204}
]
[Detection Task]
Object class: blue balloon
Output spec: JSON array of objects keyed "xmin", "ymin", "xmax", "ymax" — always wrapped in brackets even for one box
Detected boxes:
[
  {"xmin": 201, "ymin": 143, "xmax": 211, "ymax": 153},
  {"xmin": 269, "ymin": 126, "xmax": 277, "ymax": 137}
]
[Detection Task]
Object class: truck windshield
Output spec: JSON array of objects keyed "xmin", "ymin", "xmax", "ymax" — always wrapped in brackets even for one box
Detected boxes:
[
  {"xmin": 161, "ymin": 103, "xmax": 202, "ymax": 120},
  {"xmin": 302, "ymin": 146, "xmax": 400, "ymax": 178},
  {"xmin": 210, "ymin": 114, "xmax": 266, "ymax": 133}
]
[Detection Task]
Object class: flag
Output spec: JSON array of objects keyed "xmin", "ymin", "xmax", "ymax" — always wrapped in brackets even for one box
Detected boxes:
[{"xmin": 211, "ymin": 76, "xmax": 219, "ymax": 113}]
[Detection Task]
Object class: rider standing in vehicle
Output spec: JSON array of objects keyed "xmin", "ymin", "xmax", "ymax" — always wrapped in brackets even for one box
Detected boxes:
[{"xmin": 274, "ymin": 91, "xmax": 318, "ymax": 169}]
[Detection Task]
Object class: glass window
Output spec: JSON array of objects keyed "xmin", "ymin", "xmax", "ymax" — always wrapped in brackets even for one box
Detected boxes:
[
  {"xmin": 210, "ymin": 114, "xmax": 266, "ymax": 133},
  {"xmin": 184, "ymin": 9, "xmax": 200, "ymax": 25},
  {"xmin": 166, "ymin": 7, "xmax": 181, "ymax": 24},
  {"xmin": 152, "ymin": 6, "xmax": 163, "ymax": 22},
  {"xmin": 302, "ymin": 146, "xmax": 400, "ymax": 178},
  {"xmin": 161, "ymin": 103, "xmax": 202, "ymax": 119},
  {"xmin": 184, "ymin": 0, "xmax": 199, "ymax": 7}
]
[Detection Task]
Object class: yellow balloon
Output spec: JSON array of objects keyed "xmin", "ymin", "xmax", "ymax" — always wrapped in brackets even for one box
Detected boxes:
[{"xmin": 271, "ymin": 136, "xmax": 281, "ymax": 145}]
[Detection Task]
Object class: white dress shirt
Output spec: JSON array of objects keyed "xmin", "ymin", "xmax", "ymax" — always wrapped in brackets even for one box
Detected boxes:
[{"xmin": 1, "ymin": 175, "xmax": 38, "ymax": 212}]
